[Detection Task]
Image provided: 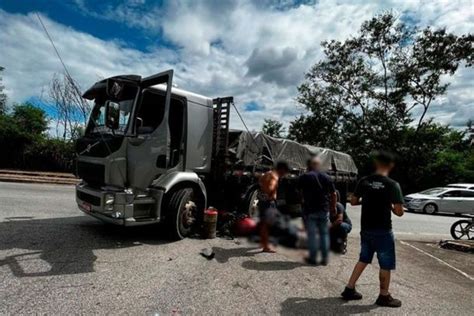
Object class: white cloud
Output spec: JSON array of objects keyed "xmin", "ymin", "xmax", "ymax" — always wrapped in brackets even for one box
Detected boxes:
[{"xmin": 1, "ymin": 0, "xmax": 473, "ymax": 133}]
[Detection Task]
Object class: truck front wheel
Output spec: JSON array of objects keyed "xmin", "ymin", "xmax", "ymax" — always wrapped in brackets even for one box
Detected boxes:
[{"xmin": 165, "ymin": 188, "xmax": 202, "ymax": 240}]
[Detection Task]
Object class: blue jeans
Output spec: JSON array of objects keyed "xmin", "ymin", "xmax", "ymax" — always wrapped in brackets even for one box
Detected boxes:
[
  {"xmin": 330, "ymin": 222, "xmax": 352, "ymax": 252},
  {"xmin": 331, "ymin": 222, "xmax": 352, "ymax": 239},
  {"xmin": 304, "ymin": 212, "xmax": 329, "ymax": 262},
  {"xmin": 359, "ymin": 230, "xmax": 396, "ymax": 270}
]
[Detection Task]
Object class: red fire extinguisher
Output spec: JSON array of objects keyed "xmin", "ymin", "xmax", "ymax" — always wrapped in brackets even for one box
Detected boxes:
[{"xmin": 203, "ymin": 207, "xmax": 218, "ymax": 239}]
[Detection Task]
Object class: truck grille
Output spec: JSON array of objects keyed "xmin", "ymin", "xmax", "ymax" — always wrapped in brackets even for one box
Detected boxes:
[
  {"xmin": 75, "ymin": 136, "xmax": 124, "ymax": 158},
  {"xmin": 77, "ymin": 161, "xmax": 105, "ymax": 186},
  {"xmin": 77, "ymin": 191, "xmax": 101, "ymax": 206}
]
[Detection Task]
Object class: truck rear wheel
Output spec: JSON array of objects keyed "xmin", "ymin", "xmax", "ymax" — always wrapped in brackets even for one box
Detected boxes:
[{"xmin": 165, "ymin": 188, "xmax": 201, "ymax": 240}]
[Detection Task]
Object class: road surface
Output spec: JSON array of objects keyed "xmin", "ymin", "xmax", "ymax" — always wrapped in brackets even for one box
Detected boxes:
[
  {"xmin": 0, "ymin": 182, "xmax": 473, "ymax": 315},
  {"xmin": 348, "ymin": 204, "xmax": 459, "ymax": 241}
]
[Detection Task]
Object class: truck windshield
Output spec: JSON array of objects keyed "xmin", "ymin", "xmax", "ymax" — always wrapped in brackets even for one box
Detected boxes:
[{"xmin": 88, "ymin": 98, "xmax": 134, "ymax": 135}]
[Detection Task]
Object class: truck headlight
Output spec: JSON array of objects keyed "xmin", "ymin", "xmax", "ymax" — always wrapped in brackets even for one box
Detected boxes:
[{"xmin": 111, "ymin": 211, "xmax": 122, "ymax": 218}]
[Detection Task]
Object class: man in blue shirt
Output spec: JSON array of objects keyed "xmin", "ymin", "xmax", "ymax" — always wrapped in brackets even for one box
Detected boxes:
[{"xmin": 298, "ymin": 156, "xmax": 337, "ymax": 265}]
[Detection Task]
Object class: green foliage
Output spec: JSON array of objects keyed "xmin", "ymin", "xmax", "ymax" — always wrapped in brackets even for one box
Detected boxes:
[
  {"xmin": 22, "ymin": 138, "xmax": 76, "ymax": 172},
  {"xmin": 12, "ymin": 103, "xmax": 49, "ymax": 140},
  {"xmin": 0, "ymin": 103, "xmax": 75, "ymax": 172},
  {"xmin": 262, "ymin": 118, "xmax": 286, "ymax": 138},
  {"xmin": 0, "ymin": 114, "xmax": 29, "ymax": 168},
  {"xmin": 290, "ymin": 12, "xmax": 473, "ymax": 192},
  {"xmin": 388, "ymin": 123, "xmax": 471, "ymax": 193}
]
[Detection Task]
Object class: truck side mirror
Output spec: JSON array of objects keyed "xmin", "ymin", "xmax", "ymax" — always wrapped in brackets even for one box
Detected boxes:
[{"xmin": 105, "ymin": 100, "xmax": 120, "ymax": 130}]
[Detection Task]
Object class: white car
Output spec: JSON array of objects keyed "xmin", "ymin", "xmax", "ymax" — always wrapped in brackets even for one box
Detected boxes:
[
  {"xmin": 404, "ymin": 187, "xmax": 474, "ymax": 215},
  {"xmin": 447, "ymin": 183, "xmax": 474, "ymax": 190}
]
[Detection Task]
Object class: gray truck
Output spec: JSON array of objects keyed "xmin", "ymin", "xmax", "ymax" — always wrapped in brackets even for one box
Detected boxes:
[{"xmin": 75, "ymin": 69, "xmax": 357, "ymax": 239}]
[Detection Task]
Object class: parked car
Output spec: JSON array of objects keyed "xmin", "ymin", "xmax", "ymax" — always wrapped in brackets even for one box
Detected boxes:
[
  {"xmin": 447, "ymin": 183, "xmax": 474, "ymax": 190},
  {"xmin": 404, "ymin": 187, "xmax": 474, "ymax": 215}
]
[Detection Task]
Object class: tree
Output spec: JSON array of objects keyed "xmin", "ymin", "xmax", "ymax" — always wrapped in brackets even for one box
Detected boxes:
[
  {"xmin": 12, "ymin": 103, "xmax": 49, "ymax": 138},
  {"xmin": 0, "ymin": 103, "xmax": 49, "ymax": 169},
  {"xmin": 290, "ymin": 12, "xmax": 473, "ymax": 192},
  {"xmin": 262, "ymin": 118, "xmax": 286, "ymax": 138},
  {"xmin": 49, "ymin": 73, "xmax": 91, "ymax": 140},
  {"xmin": 397, "ymin": 28, "xmax": 473, "ymax": 130},
  {"xmin": 467, "ymin": 120, "xmax": 474, "ymax": 146},
  {"xmin": 0, "ymin": 66, "xmax": 7, "ymax": 115},
  {"xmin": 291, "ymin": 12, "xmax": 472, "ymax": 140}
]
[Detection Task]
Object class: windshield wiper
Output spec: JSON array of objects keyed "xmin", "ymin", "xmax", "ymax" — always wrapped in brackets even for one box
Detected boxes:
[{"xmin": 79, "ymin": 140, "xmax": 102, "ymax": 155}]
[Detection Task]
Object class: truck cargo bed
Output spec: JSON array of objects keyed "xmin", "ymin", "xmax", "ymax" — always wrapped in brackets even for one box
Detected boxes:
[{"xmin": 227, "ymin": 130, "xmax": 357, "ymax": 181}]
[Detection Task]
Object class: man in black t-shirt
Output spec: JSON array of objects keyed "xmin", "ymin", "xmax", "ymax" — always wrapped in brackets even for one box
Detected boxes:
[{"xmin": 341, "ymin": 151, "xmax": 404, "ymax": 308}]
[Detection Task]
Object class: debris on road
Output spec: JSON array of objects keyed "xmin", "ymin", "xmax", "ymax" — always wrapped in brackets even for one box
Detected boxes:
[
  {"xmin": 232, "ymin": 216, "xmax": 257, "ymax": 236},
  {"xmin": 200, "ymin": 248, "xmax": 215, "ymax": 260},
  {"xmin": 439, "ymin": 240, "xmax": 474, "ymax": 253}
]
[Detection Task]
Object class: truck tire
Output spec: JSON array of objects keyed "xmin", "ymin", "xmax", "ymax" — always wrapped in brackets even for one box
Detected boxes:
[{"xmin": 165, "ymin": 188, "xmax": 201, "ymax": 240}]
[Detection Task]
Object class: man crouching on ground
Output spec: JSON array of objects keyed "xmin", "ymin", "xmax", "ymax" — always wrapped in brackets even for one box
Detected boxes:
[
  {"xmin": 257, "ymin": 161, "xmax": 289, "ymax": 253},
  {"xmin": 341, "ymin": 151, "xmax": 404, "ymax": 308}
]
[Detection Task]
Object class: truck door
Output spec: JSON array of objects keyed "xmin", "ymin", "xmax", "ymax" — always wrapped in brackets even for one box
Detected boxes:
[{"xmin": 126, "ymin": 70, "xmax": 178, "ymax": 189}]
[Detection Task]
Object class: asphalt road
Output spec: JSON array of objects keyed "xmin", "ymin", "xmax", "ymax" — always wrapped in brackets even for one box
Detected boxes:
[
  {"xmin": 347, "ymin": 204, "xmax": 461, "ymax": 241},
  {"xmin": 0, "ymin": 182, "xmax": 473, "ymax": 315}
]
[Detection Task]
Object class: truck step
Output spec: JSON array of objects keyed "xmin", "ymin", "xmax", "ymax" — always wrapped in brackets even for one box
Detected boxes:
[{"xmin": 133, "ymin": 197, "xmax": 155, "ymax": 205}]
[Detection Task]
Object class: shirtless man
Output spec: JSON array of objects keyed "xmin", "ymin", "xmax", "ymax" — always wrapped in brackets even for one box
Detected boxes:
[{"xmin": 257, "ymin": 161, "xmax": 290, "ymax": 252}]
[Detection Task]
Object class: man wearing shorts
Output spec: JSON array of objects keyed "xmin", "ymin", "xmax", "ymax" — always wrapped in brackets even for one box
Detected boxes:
[
  {"xmin": 341, "ymin": 151, "xmax": 404, "ymax": 308},
  {"xmin": 257, "ymin": 161, "xmax": 289, "ymax": 253}
]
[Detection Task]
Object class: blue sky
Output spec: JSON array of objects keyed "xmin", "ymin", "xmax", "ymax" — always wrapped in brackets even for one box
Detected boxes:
[
  {"xmin": 0, "ymin": 0, "xmax": 472, "ymax": 133},
  {"xmin": 0, "ymin": 0, "xmax": 162, "ymax": 51}
]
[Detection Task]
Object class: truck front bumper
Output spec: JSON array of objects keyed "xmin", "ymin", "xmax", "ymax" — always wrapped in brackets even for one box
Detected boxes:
[{"xmin": 75, "ymin": 183, "xmax": 163, "ymax": 226}]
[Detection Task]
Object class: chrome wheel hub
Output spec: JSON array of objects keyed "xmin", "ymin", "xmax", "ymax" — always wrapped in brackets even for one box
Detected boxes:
[{"xmin": 182, "ymin": 200, "xmax": 197, "ymax": 228}]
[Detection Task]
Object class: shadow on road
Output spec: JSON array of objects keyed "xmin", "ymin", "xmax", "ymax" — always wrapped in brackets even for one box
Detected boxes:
[
  {"xmin": 280, "ymin": 297, "xmax": 377, "ymax": 315},
  {"xmin": 212, "ymin": 247, "xmax": 261, "ymax": 263},
  {"xmin": 241, "ymin": 260, "xmax": 307, "ymax": 271},
  {"xmin": 0, "ymin": 216, "xmax": 173, "ymax": 277}
]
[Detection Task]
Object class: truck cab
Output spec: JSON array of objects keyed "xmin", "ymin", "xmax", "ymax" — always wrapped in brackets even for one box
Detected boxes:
[{"xmin": 76, "ymin": 70, "xmax": 221, "ymax": 239}]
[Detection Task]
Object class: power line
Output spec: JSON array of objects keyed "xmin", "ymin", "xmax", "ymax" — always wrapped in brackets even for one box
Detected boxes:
[
  {"xmin": 230, "ymin": 101, "xmax": 265, "ymax": 162},
  {"xmin": 35, "ymin": 12, "xmax": 127, "ymax": 184},
  {"xmin": 231, "ymin": 101, "xmax": 253, "ymax": 136},
  {"xmin": 36, "ymin": 13, "xmax": 73, "ymax": 81},
  {"xmin": 35, "ymin": 13, "xmax": 87, "ymax": 108}
]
